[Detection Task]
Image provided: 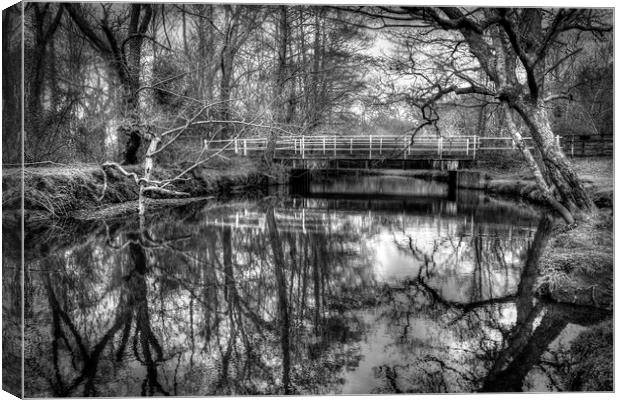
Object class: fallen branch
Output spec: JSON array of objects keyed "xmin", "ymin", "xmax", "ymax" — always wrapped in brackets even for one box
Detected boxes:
[{"xmin": 141, "ymin": 186, "xmax": 190, "ymax": 197}]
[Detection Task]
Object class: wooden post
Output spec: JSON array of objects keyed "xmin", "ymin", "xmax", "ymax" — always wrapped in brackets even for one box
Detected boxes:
[
  {"xmin": 473, "ymin": 136, "xmax": 477, "ymax": 159},
  {"xmin": 333, "ymin": 136, "xmax": 336, "ymax": 156},
  {"xmin": 234, "ymin": 138, "xmax": 238, "ymax": 154},
  {"xmin": 369, "ymin": 135, "xmax": 373, "ymax": 159},
  {"xmin": 322, "ymin": 137, "xmax": 326, "ymax": 155},
  {"xmin": 438, "ymin": 136, "xmax": 443, "ymax": 159},
  {"xmin": 204, "ymin": 139, "xmax": 209, "ymax": 150},
  {"xmin": 243, "ymin": 139, "xmax": 247, "ymax": 156},
  {"xmin": 379, "ymin": 137, "xmax": 383, "ymax": 154},
  {"xmin": 350, "ymin": 138, "xmax": 353, "ymax": 154},
  {"xmin": 302, "ymin": 135, "xmax": 305, "ymax": 159},
  {"xmin": 571, "ymin": 135, "xmax": 575, "ymax": 157},
  {"xmin": 466, "ymin": 138, "xmax": 469, "ymax": 156},
  {"xmin": 582, "ymin": 138, "xmax": 585, "ymax": 156}
]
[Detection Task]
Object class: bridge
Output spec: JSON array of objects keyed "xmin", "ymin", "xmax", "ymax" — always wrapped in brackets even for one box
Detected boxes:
[{"xmin": 201, "ymin": 134, "xmax": 561, "ymax": 169}]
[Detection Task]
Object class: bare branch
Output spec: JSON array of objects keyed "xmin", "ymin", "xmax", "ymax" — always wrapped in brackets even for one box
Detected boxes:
[
  {"xmin": 141, "ymin": 187, "xmax": 190, "ymax": 197},
  {"xmin": 102, "ymin": 162, "xmax": 140, "ymax": 185}
]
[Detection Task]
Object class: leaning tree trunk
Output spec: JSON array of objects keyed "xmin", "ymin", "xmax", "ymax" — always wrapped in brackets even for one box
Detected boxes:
[
  {"xmin": 502, "ymin": 103, "xmax": 574, "ymax": 223},
  {"xmin": 514, "ymin": 100, "xmax": 595, "ymax": 213}
]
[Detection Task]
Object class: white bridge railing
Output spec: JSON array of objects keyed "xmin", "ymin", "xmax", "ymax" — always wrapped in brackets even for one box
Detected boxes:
[
  {"xmin": 199, "ymin": 134, "xmax": 560, "ymax": 160},
  {"xmin": 202, "ymin": 207, "xmax": 538, "ymax": 236}
]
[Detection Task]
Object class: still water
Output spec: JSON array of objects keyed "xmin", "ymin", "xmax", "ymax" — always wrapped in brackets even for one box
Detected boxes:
[{"xmin": 6, "ymin": 175, "xmax": 608, "ymax": 396}]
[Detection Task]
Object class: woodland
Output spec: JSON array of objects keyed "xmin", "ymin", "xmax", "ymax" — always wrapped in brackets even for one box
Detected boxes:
[
  {"xmin": 1, "ymin": 4, "xmax": 616, "ymax": 396},
  {"xmin": 1, "ymin": 4, "xmax": 614, "ymax": 220}
]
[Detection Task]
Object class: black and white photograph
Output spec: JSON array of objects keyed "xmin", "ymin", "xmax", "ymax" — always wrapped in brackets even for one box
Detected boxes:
[{"xmin": 1, "ymin": 1, "xmax": 616, "ymax": 397}]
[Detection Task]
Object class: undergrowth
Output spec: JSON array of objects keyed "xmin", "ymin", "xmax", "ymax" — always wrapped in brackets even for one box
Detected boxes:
[
  {"xmin": 536, "ymin": 211, "xmax": 613, "ymax": 309},
  {"xmin": 3, "ymin": 157, "xmax": 273, "ymax": 218},
  {"xmin": 567, "ymin": 319, "xmax": 613, "ymax": 391}
]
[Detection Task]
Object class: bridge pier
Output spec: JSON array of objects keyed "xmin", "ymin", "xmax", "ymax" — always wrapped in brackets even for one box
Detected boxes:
[
  {"xmin": 289, "ymin": 168, "xmax": 310, "ymax": 194},
  {"xmin": 447, "ymin": 170, "xmax": 459, "ymax": 202}
]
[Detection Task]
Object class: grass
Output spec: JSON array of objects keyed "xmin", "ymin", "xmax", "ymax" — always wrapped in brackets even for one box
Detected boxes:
[
  {"xmin": 536, "ymin": 211, "xmax": 613, "ymax": 309},
  {"xmin": 567, "ymin": 319, "xmax": 613, "ymax": 391}
]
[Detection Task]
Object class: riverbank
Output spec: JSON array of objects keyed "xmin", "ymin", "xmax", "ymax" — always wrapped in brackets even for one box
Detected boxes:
[
  {"xmin": 2, "ymin": 157, "xmax": 286, "ymax": 221},
  {"xmin": 475, "ymin": 158, "xmax": 614, "ymax": 313},
  {"xmin": 353, "ymin": 158, "xmax": 613, "ymax": 209},
  {"xmin": 471, "ymin": 157, "xmax": 613, "ymax": 209}
]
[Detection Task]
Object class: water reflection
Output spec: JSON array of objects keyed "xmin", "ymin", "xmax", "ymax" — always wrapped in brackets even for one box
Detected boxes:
[{"xmin": 11, "ymin": 177, "xmax": 608, "ymax": 396}]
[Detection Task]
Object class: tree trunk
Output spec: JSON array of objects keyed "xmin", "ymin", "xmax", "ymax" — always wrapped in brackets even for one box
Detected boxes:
[
  {"xmin": 218, "ymin": 46, "xmax": 234, "ymax": 139},
  {"xmin": 309, "ymin": 9, "xmax": 322, "ymax": 129},
  {"xmin": 2, "ymin": 6, "xmax": 22, "ymax": 163},
  {"xmin": 503, "ymin": 103, "xmax": 574, "ymax": 223},
  {"xmin": 195, "ymin": 5, "xmax": 214, "ymax": 102},
  {"xmin": 138, "ymin": 134, "xmax": 160, "ymax": 215},
  {"xmin": 264, "ymin": 6, "xmax": 290, "ymax": 164},
  {"xmin": 491, "ymin": 22, "xmax": 594, "ymax": 217},
  {"xmin": 119, "ymin": 82, "xmax": 142, "ymax": 165},
  {"xmin": 121, "ymin": 4, "xmax": 152, "ymax": 165},
  {"xmin": 514, "ymin": 100, "xmax": 595, "ymax": 212}
]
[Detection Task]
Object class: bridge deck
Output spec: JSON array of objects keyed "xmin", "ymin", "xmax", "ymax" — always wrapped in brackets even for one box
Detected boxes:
[{"xmin": 197, "ymin": 134, "xmax": 555, "ymax": 162}]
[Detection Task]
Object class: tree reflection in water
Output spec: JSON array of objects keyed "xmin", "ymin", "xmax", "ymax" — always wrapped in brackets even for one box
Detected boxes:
[{"xmin": 20, "ymin": 193, "xmax": 609, "ymax": 396}]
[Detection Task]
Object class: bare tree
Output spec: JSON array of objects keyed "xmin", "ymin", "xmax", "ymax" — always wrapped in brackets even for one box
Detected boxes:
[
  {"xmin": 64, "ymin": 3, "xmax": 153, "ymax": 164},
  {"xmin": 352, "ymin": 7, "xmax": 611, "ymax": 220}
]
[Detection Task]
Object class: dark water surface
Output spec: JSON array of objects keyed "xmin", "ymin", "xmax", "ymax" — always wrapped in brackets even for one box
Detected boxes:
[{"xmin": 6, "ymin": 175, "xmax": 608, "ymax": 396}]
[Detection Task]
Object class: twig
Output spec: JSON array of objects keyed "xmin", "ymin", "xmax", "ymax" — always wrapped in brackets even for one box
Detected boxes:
[{"xmin": 149, "ymin": 99, "xmax": 240, "ymax": 156}]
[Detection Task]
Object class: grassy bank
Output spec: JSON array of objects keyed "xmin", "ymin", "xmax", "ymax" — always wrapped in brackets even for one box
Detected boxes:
[
  {"xmin": 474, "ymin": 157, "xmax": 613, "ymax": 209},
  {"xmin": 536, "ymin": 211, "xmax": 613, "ymax": 310},
  {"xmin": 476, "ymin": 158, "xmax": 614, "ymax": 312},
  {"xmin": 2, "ymin": 157, "xmax": 284, "ymax": 220}
]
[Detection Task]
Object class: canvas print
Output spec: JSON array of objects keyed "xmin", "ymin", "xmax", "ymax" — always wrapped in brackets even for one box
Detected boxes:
[{"xmin": 2, "ymin": 2, "xmax": 614, "ymax": 397}]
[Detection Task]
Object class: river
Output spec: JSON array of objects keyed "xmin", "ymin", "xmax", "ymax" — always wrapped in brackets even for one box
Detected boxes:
[{"xmin": 4, "ymin": 174, "xmax": 608, "ymax": 396}]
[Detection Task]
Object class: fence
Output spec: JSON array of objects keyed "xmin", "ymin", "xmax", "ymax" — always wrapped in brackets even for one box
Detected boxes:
[{"xmin": 187, "ymin": 134, "xmax": 611, "ymax": 160}]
